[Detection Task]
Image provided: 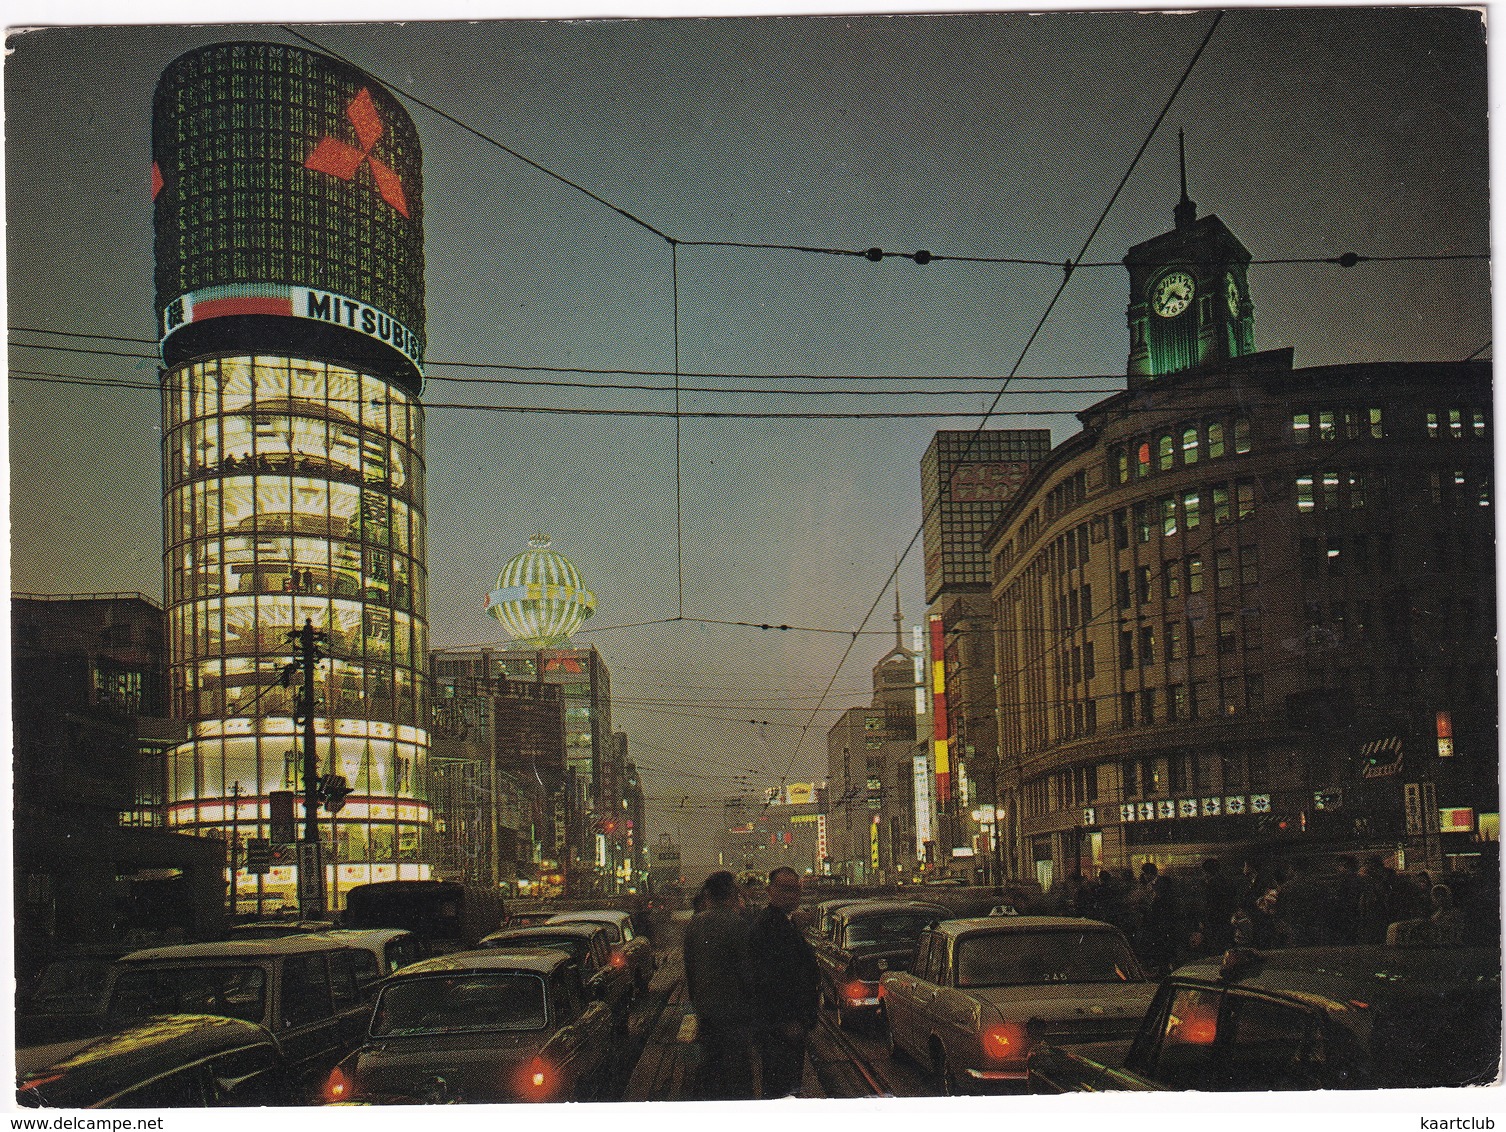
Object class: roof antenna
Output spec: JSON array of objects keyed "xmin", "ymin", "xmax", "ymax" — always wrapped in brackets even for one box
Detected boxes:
[{"xmin": 1175, "ymin": 128, "xmax": 1198, "ymax": 230}]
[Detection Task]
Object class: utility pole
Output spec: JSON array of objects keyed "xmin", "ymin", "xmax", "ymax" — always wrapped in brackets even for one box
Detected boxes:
[
  {"xmin": 286, "ymin": 618, "xmax": 327, "ymax": 919},
  {"xmin": 227, "ymin": 780, "xmax": 242, "ymax": 917}
]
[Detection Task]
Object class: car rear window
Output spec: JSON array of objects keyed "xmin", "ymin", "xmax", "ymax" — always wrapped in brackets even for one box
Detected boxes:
[
  {"xmin": 556, "ymin": 918, "xmax": 620, "ymax": 943},
  {"xmin": 108, "ymin": 966, "xmax": 267, "ymax": 1025},
  {"xmin": 842, "ymin": 914, "xmax": 935, "ymax": 949},
  {"xmin": 26, "ymin": 960, "xmax": 114, "ymax": 1014},
  {"xmin": 372, "ymin": 974, "xmax": 548, "ymax": 1035},
  {"xmin": 495, "ymin": 936, "xmax": 590, "ymax": 962},
  {"xmin": 955, "ymin": 931, "xmax": 1142, "ymax": 988}
]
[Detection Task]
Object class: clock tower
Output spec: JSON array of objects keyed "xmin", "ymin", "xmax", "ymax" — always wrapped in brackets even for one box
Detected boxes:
[{"xmin": 1125, "ymin": 134, "xmax": 1255, "ymax": 380}]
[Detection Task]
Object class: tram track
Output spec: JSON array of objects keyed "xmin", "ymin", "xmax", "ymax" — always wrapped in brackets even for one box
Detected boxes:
[{"xmin": 810, "ymin": 1009, "xmax": 897, "ymax": 1098}]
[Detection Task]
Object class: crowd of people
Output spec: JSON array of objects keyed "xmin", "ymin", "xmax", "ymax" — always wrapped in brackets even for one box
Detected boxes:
[
  {"xmin": 681, "ymin": 866, "xmax": 819, "ymax": 1100},
  {"xmin": 1057, "ymin": 852, "xmax": 1499, "ymax": 975}
]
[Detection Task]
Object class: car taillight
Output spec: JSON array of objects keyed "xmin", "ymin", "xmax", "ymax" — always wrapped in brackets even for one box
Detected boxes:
[
  {"xmin": 18, "ymin": 1071, "xmax": 64, "ymax": 1098},
  {"xmin": 323, "ymin": 1065, "xmax": 351, "ymax": 1103},
  {"xmin": 845, "ymin": 980, "xmax": 871, "ymax": 1003},
  {"xmin": 517, "ymin": 1056, "xmax": 556, "ymax": 1102},
  {"xmin": 610, "ymin": 952, "xmax": 627, "ymax": 968},
  {"xmin": 982, "ymin": 1022, "xmax": 1027, "ymax": 1061}
]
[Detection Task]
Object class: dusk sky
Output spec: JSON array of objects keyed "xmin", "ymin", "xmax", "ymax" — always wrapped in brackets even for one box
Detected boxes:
[{"xmin": 6, "ymin": 4, "xmax": 1492, "ymax": 880}]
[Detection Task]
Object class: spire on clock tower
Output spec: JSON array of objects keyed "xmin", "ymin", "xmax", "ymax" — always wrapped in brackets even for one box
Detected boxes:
[{"xmin": 1174, "ymin": 129, "xmax": 1197, "ymax": 230}]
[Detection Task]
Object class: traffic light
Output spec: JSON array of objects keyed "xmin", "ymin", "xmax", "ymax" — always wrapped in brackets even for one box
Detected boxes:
[
  {"xmin": 269, "ymin": 790, "xmax": 296, "ymax": 843},
  {"xmin": 319, "ymin": 774, "xmax": 353, "ymax": 814}
]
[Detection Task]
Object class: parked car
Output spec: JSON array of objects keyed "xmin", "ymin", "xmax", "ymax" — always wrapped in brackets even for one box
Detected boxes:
[
  {"xmin": 880, "ymin": 916, "xmax": 1154, "ymax": 1093},
  {"xmin": 307, "ymin": 929, "xmax": 424, "ymax": 980},
  {"xmin": 228, "ymin": 920, "xmax": 338, "ymax": 941},
  {"xmin": 545, "ymin": 910, "xmax": 655, "ymax": 990},
  {"xmin": 17, "ymin": 1015, "xmax": 295, "ymax": 1108},
  {"xmin": 807, "ymin": 898, "xmax": 866, "ymax": 941},
  {"xmin": 1026, "ymin": 945, "xmax": 1503, "ymax": 1093},
  {"xmin": 503, "ymin": 909, "xmax": 558, "ymax": 929},
  {"xmin": 813, "ymin": 900, "xmax": 950, "ymax": 1029},
  {"xmin": 324, "ymin": 948, "xmax": 616, "ymax": 1103},
  {"xmin": 16, "ymin": 953, "xmax": 124, "ymax": 1046},
  {"xmin": 103, "ymin": 936, "xmax": 378, "ymax": 1099},
  {"xmin": 480, "ymin": 923, "xmax": 634, "ymax": 1029}
]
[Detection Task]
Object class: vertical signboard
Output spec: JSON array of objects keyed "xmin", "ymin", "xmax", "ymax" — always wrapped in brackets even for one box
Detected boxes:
[
  {"xmin": 929, "ymin": 615, "xmax": 950, "ymax": 805},
  {"xmin": 297, "ymin": 840, "xmax": 325, "ymax": 915},
  {"xmin": 1403, "ymin": 782, "xmax": 1423, "ymax": 835},
  {"xmin": 913, "ymin": 753, "xmax": 934, "ymax": 859}
]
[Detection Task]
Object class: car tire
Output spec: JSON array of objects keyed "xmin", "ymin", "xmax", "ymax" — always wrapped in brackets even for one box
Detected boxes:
[
  {"xmin": 931, "ymin": 1040, "xmax": 962, "ymax": 1097},
  {"xmin": 882, "ymin": 1008, "xmax": 907, "ymax": 1063}
]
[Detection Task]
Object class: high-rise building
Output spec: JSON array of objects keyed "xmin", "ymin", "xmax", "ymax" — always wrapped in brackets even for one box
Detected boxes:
[
  {"xmin": 824, "ymin": 601, "xmax": 926, "ymax": 883},
  {"xmin": 153, "ymin": 42, "xmax": 431, "ymax": 911},
  {"xmin": 428, "ymin": 673, "xmax": 565, "ymax": 895},
  {"xmin": 986, "ymin": 189, "xmax": 1496, "ymax": 886},
  {"xmin": 921, "ymin": 429, "xmax": 1052, "ymax": 868},
  {"xmin": 432, "ymin": 531, "xmax": 624, "ymax": 895}
]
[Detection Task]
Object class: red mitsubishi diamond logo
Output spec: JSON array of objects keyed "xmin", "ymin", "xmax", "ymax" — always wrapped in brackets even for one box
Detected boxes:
[{"xmin": 304, "ymin": 88, "xmax": 410, "ymax": 218}]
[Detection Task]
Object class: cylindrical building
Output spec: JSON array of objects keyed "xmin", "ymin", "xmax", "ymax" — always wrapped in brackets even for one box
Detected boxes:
[{"xmin": 154, "ymin": 42, "xmax": 430, "ymax": 910}]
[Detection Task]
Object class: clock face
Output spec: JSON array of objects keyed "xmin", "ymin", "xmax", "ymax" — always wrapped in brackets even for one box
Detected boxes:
[
  {"xmin": 1225, "ymin": 273, "xmax": 1241, "ymax": 317},
  {"xmin": 1151, "ymin": 270, "xmax": 1195, "ymax": 318}
]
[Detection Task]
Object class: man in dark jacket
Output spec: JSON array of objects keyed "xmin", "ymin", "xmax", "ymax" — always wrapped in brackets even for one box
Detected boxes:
[
  {"xmin": 746, "ymin": 866, "xmax": 819, "ymax": 1098},
  {"xmin": 683, "ymin": 870, "xmax": 756, "ymax": 1099}
]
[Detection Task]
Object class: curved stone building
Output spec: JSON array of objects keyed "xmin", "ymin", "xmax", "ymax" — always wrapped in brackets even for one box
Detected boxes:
[{"xmin": 985, "ymin": 194, "xmax": 1495, "ymax": 885}]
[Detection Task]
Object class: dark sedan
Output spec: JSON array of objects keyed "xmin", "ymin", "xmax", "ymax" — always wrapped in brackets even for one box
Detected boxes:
[
  {"xmin": 1027, "ymin": 945, "xmax": 1502, "ymax": 1092},
  {"xmin": 324, "ymin": 949, "xmax": 615, "ymax": 1104},
  {"xmin": 480, "ymin": 923, "xmax": 634, "ymax": 1029},
  {"xmin": 18, "ymin": 1015, "xmax": 295, "ymax": 1108},
  {"xmin": 813, "ymin": 900, "xmax": 950, "ymax": 1029}
]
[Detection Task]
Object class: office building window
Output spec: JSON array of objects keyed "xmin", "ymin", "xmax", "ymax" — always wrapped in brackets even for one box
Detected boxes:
[
  {"xmin": 1292, "ymin": 411, "xmax": 1311, "ymax": 444},
  {"xmin": 1216, "ymin": 549, "xmax": 1234, "ymax": 589},
  {"xmin": 1234, "ymin": 417, "xmax": 1252, "ymax": 453},
  {"xmin": 1212, "ymin": 484, "xmax": 1231, "ymax": 524},
  {"xmin": 1237, "ymin": 481, "xmax": 1256, "ymax": 519}
]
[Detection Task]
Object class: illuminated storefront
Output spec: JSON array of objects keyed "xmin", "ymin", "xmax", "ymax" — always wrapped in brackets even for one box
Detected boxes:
[{"xmin": 153, "ymin": 43, "xmax": 430, "ymax": 910}]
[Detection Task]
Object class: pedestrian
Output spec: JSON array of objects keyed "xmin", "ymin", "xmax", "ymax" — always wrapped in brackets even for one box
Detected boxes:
[
  {"xmin": 1192, "ymin": 858, "xmax": 1238, "ymax": 955},
  {"xmin": 682, "ymin": 871, "xmax": 757, "ymax": 1100},
  {"xmin": 1429, "ymin": 884, "xmax": 1465, "ymax": 945},
  {"xmin": 1329, "ymin": 856, "xmax": 1361, "ymax": 943},
  {"xmin": 1275, "ymin": 857, "xmax": 1325, "ymax": 945},
  {"xmin": 1357, "ymin": 855, "xmax": 1399, "ymax": 944},
  {"xmin": 1135, "ymin": 862, "xmax": 1178, "ymax": 975},
  {"xmin": 746, "ymin": 866, "xmax": 819, "ymax": 1098}
]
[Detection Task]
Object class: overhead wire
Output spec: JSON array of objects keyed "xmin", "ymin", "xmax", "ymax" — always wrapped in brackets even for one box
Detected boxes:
[{"xmin": 760, "ymin": 10, "xmax": 1230, "ymax": 805}]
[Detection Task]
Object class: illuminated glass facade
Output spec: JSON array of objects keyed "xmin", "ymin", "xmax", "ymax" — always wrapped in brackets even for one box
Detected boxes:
[
  {"xmin": 162, "ymin": 355, "xmax": 430, "ymax": 905},
  {"xmin": 154, "ymin": 44, "xmax": 430, "ymax": 910}
]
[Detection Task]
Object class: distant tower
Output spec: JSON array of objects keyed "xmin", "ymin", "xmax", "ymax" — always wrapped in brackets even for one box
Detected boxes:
[
  {"xmin": 485, "ymin": 534, "xmax": 596, "ymax": 646},
  {"xmin": 1125, "ymin": 131, "xmax": 1255, "ymax": 379}
]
